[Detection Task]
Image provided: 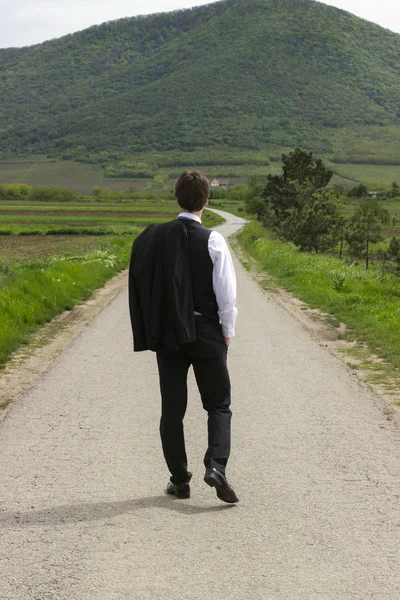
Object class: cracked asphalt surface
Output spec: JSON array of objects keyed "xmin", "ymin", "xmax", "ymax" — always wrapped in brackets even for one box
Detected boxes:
[{"xmin": 1, "ymin": 210, "xmax": 399, "ymax": 599}]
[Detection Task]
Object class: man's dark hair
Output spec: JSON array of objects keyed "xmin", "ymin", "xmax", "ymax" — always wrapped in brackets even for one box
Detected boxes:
[{"xmin": 175, "ymin": 170, "xmax": 210, "ymax": 212}]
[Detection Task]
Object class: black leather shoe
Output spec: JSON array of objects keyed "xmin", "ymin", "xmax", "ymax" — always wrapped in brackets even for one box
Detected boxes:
[
  {"xmin": 204, "ymin": 468, "xmax": 239, "ymax": 504},
  {"xmin": 166, "ymin": 481, "xmax": 190, "ymax": 499}
]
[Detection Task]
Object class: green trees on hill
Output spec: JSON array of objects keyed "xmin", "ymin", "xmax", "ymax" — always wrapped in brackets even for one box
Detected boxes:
[{"xmin": 1, "ymin": 0, "xmax": 400, "ymax": 163}]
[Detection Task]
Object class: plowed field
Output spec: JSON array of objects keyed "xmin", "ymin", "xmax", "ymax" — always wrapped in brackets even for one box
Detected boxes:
[{"xmin": 0, "ymin": 235, "xmax": 106, "ymax": 264}]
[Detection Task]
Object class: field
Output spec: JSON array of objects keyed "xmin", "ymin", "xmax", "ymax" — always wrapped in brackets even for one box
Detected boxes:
[
  {"xmin": 0, "ymin": 156, "xmax": 391, "ymax": 196},
  {"xmin": 0, "ymin": 196, "xmax": 223, "ymax": 367},
  {"xmin": 328, "ymin": 163, "xmax": 400, "ymax": 188},
  {"xmin": 0, "ymin": 201, "xmax": 223, "ymax": 235},
  {"xmin": 0, "ymin": 235, "xmax": 109, "ymax": 265},
  {"xmin": 0, "ymin": 159, "xmax": 149, "ymax": 193},
  {"xmin": 2, "ymin": 150, "xmax": 397, "ymax": 368},
  {"xmin": 0, "ymin": 236, "xmax": 134, "ymax": 368}
]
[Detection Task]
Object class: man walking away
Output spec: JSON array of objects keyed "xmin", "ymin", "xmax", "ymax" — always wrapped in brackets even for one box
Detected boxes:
[{"xmin": 129, "ymin": 171, "xmax": 238, "ymax": 504}]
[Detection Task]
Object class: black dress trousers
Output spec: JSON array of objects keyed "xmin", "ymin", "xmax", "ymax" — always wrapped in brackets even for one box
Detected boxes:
[{"xmin": 156, "ymin": 317, "xmax": 232, "ymax": 485}]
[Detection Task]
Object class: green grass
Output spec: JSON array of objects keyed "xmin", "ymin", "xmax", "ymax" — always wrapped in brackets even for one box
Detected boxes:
[
  {"xmin": 329, "ymin": 126, "xmax": 400, "ymax": 167},
  {"xmin": 344, "ymin": 199, "xmax": 400, "ymax": 217},
  {"xmin": 0, "ymin": 160, "xmax": 150, "ymax": 194},
  {"xmin": 0, "ymin": 238, "xmax": 133, "ymax": 367},
  {"xmin": 207, "ymin": 201, "xmax": 248, "ymax": 218},
  {"xmin": 237, "ymin": 222, "xmax": 400, "ymax": 370},
  {"xmin": 0, "ymin": 201, "xmax": 223, "ymax": 235},
  {"xmin": 327, "ymin": 163, "xmax": 400, "ymax": 188},
  {"xmin": 0, "ymin": 195, "xmax": 223, "ymax": 367}
]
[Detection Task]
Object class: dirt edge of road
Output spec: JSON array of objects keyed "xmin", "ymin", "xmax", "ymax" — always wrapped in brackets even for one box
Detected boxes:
[
  {"xmin": 0, "ymin": 270, "xmax": 128, "ymax": 423},
  {"xmin": 230, "ymin": 234, "xmax": 400, "ymax": 428}
]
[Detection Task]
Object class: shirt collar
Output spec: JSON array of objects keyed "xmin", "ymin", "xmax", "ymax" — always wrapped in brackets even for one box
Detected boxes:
[{"xmin": 177, "ymin": 212, "xmax": 202, "ymax": 224}]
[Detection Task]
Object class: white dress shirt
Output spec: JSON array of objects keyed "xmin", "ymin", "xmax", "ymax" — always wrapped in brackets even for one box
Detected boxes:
[{"xmin": 177, "ymin": 212, "xmax": 238, "ymax": 338}]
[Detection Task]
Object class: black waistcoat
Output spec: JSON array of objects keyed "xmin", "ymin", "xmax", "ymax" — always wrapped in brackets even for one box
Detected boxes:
[{"xmin": 179, "ymin": 218, "xmax": 219, "ymax": 322}]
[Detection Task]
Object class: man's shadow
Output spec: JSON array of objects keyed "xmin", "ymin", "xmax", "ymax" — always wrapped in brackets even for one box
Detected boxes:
[{"xmin": 0, "ymin": 495, "xmax": 234, "ymax": 528}]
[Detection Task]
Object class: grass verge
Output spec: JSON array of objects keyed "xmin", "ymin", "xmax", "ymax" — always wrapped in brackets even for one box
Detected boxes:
[
  {"xmin": 0, "ymin": 237, "xmax": 135, "ymax": 368},
  {"xmin": 237, "ymin": 221, "xmax": 400, "ymax": 371}
]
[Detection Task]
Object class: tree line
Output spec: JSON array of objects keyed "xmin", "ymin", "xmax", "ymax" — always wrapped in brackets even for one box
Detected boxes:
[
  {"xmin": 0, "ymin": 184, "xmax": 79, "ymax": 202},
  {"xmin": 245, "ymin": 149, "xmax": 399, "ymax": 272}
]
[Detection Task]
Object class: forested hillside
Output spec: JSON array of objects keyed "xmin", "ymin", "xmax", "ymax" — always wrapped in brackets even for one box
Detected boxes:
[{"xmin": 1, "ymin": 0, "xmax": 400, "ymax": 164}]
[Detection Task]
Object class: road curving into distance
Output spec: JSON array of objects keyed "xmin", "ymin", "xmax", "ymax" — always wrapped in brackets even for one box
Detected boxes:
[{"xmin": 0, "ymin": 210, "xmax": 399, "ymax": 599}]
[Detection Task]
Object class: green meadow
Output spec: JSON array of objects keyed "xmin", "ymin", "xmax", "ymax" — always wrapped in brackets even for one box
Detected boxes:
[
  {"xmin": 0, "ymin": 238, "xmax": 133, "ymax": 368},
  {"xmin": 328, "ymin": 164, "xmax": 400, "ymax": 189},
  {"xmin": 0, "ymin": 159, "xmax": 149, "ymax": 194}
]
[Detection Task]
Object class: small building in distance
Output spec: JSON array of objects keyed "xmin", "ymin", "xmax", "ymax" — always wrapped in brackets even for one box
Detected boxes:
[
  {"xmin": 210, "ymin": 179, "xmax": 233, "ymax": 188},
  {"xmin": 368, "ymin": 191, "xmax": 378, "ymax": 198}
]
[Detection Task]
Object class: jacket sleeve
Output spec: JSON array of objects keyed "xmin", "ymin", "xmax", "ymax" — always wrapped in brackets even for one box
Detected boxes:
[{"xmin": 128, "ymin": 226, "xmax": 153, "ymax": 352}]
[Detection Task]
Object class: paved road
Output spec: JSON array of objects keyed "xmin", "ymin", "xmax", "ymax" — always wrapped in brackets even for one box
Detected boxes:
[{"xmin": 1, "ymin": 211, "xmax": 399, "ymax": 599}]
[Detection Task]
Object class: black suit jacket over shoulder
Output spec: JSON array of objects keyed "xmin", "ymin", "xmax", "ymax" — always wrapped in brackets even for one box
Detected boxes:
[{"xmin": 128, "ymin": 219, "xmax": 197, "ymax": 352}]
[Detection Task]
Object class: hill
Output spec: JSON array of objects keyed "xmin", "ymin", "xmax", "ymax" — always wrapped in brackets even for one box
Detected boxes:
[{"xmin": 1, "ymin": 0, "xmax": 400, "ymax": 166}]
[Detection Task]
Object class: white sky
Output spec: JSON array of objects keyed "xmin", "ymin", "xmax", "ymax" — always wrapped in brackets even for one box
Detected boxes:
[{"xmin": 0, "ymin": 0, "xmax": 399, "ymax": 48}]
